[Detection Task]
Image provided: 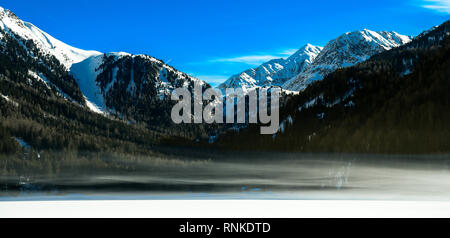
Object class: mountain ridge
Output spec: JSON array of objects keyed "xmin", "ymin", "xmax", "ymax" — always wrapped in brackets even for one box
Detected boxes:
[
  {"xmin": 218, "ymin": 44, "xmax": 322, "ymax": 91},
  {"xmin": 283, "ymin": 29, "xmax": 412, "ymax": 91},
  {"xmin": 0, "ymin": 6, "xmax": 101, "ymax": 69},
  {"xmin": 218, "ymin": 28, "xmax": 412, "ymax": 92}
]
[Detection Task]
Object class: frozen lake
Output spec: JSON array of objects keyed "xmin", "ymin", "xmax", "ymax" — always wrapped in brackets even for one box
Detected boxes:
[{"xmin": 1, "ymin": 152, "xmax": 450, "ymax": 201}]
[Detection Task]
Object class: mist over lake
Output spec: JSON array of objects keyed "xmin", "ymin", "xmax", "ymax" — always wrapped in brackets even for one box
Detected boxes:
[{"xmin": 1, "ymin": 152, "xmax": 449, "ymax": 201}]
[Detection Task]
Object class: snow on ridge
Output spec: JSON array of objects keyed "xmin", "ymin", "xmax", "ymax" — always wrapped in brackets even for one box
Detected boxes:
[
  {"xmin": 1, "ymin": 93, "xmax": 18, "ymax": 107},
  {"xmin": 219, "ymin": 44, "xmax": 322, "ymax": 91},
  {"xmin": 108, "ymin": 52, "xmax": 132, "ymax": 58},
  {"xmin": 224, "ymin": 28, "xmax": 411, "ymax": 93},
  {"xmin": 0, "ymin": 7, "xmax": 101, "ymax": 69},
  {"xmin": 288, "ymin": 44, "xmax": 323, "ymax": 63},
  {"xmin": 282, "ymin": 29, "xmax": 412, "ymax": 91},
  {"xmin": 0, "ymin": 93, "xmax": 9, "ymax": 101},
  {"xmin": 28, "ymin": 70, "xmax": 51, "ymax": 89}
]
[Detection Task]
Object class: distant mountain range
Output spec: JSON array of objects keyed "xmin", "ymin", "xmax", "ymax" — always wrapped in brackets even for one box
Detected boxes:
[
  {"xmin": 283, "ymin": 30, "xmax": 412, "ymax": 91},
  {"xmin": 221, "ymin": 29, "xmax": 412, "ymax": 92},
  {"xmin": 218, "ymin": 44, "xmax": 322, "ymax": 91}
]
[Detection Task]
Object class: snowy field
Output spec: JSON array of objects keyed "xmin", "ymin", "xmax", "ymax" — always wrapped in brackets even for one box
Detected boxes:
[{"xmin": 1, "ymin": 200, "xmax": 450, "ymax": 218}]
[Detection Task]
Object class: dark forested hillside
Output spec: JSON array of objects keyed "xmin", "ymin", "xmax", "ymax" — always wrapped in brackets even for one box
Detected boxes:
[
  {"xmin": 0, "ymin": 26, "xmax": 223, "ymax": 157},
  {"xmin": 213, "ymin": 21, "xmax": 450, "ymax": 154},
  {"xmin": 95, "ymin": 54, "xmax": 205, "ymax": 126},
  {"xmin": 0, "ymin": 29, "xmax": 85, "ymax": 104}
]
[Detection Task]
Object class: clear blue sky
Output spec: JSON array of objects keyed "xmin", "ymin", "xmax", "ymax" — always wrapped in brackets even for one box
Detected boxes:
[{"xmin": 2, "ymin": 0, "xmax": 449, "ymax": 86}]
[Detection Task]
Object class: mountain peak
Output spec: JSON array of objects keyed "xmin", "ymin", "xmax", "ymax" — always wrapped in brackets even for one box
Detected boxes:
[
  {"xmin": 0, "ymin": 7, "xmax": 101, "ymax": 69},
  {"xmin": 289, "ymin": 44, "xmax": 322, "ymax": 62},
  {"xmin": 338, "ymin": 29, "xmax": 412, "ymax": 50},
  {"xmin": 219, "ymin": 44, "xmax": 323, "ymax": 90},
  {"xmin": 0, "ymin": 7, "xmax": 21, "ymax": 23},
  {"xmin": 297, "ymin": 43, "xmax": 323, "ymax": 54},
  {"xmin": 282, "ymin": 29, "xmax": 412, "ymax": 91},
  {"xmin": 302, "ymin": 43, "xmax": 320, "ymax": 50}
]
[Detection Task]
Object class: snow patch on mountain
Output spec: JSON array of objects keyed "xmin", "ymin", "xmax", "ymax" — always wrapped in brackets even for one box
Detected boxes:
[
  {"xmin": 0, "ymin": 93, "xmax": 10, "ymax": 102},
  {"xmin": 71, "ymin": 52, "xmax": 206, "ymax": 114},
  {"xmin": 28, "ymin": 70, "xmax": 51, "ymax": 89},
  {"xmin": 70, "ymin": 51, "xmax": 140, "ymax": 113},
  {"xmin": 0, "ymin": 93, "xmax": 18, "ymax": 107},
  {"xmin": 70, "ymin": 53, "xmax": 114, "ymax": 113}
]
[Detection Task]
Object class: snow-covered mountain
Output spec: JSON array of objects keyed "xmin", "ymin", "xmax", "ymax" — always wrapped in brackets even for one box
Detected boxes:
[
  {"xmin": 71, "ymin": 52, "xmax": 206, "ymax": 115},
  {"xmin": 282, "ymin": 29, "xmax": 412, "ymax": 91},
  {"xmin": 0, "ymin": 6, "xmax": 218, "ymax": 151},
  {"xmin": 218, "ymin": 44, "xmax": 322, "ymax": 91},
  {"xmin": 0, "ymin": 6, "xmax": 207, "ymax": 117},
  {"xmin": 0, "ymin": 7, "xmax": 101, "ymax": 69}
]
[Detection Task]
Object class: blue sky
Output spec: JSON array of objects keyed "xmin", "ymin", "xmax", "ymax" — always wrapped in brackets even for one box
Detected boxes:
[{"xmin": 2, "ymin": 0, "xmax": 449, "ymax": 86}]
